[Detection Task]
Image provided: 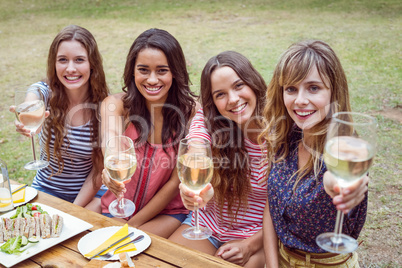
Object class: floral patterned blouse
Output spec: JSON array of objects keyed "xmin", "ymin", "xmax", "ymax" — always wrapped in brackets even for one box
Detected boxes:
[{"xmin": 267, "ymin": 126, "xmax": 368, "ymax": 253}]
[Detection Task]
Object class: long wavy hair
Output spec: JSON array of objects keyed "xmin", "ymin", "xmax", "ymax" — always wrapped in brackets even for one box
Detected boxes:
[
  {"xmin": 122, "ymin": 28, "xmax": 196, "ymax": 152},
  {"xmin": 200, "ymin": 51, "xmax": 267, "ymax": 220},
  {"xmin": 260, "ymin": 40, "xmax": 351, "ymax": 190},
  {"xmin": 45, "ymin": 25, "xmax": 109, "ymax": 179}
]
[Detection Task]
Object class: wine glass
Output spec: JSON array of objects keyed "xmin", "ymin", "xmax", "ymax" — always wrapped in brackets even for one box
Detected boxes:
[
  {"xmin": 14, "ymin": 86, "xmax": 49, "ymax": 170},
  {"xmin": 177, "ymin": 137, "xmax": 213, "ymax": 240},
  {"xmin": 316, "ymin": 112, "xmax": 377, "ymax": 253},
  {"xmin": 104, "ymin": 135, "xmax": 137, "ymax": 218}
]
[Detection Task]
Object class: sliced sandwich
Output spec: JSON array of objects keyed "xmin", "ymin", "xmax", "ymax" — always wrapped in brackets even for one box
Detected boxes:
[
  {"xmin": 51, "ymin": 214, "xmax": 63, "ymax": 238},
  {"xmin": 0, "ymin": 218, "xmax": 4, "ymax": 243},
  {"xmin": 27, "ymin": 217, "xmax": 36, "ymax": 238},
  {"xmin": 20, "ymin": 218, "xmax": 29, "ymax": 237},
  {"xmin": 3, "ymin": 218, "xmax": 12, "ymax": 242},
  {"xmin": 12, "ymin": 218, "xmax": 22, "ymax": 237},
  {"xmin": 39, "ymin": 214, "xmax": 52, "ymax": 239},
  {"xmin": 34, "ymin": 215, "xmax": 41, "ymax": 238}
]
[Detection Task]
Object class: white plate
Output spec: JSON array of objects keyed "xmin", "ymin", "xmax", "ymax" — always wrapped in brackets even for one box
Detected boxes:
[
  {"xmin": 11, "ymin": 185, "xmax": 38, "ymax": 206},
  {"xmin": 0, "ymin": 202, "xmax": 93, "ymax": 268},
  {"xmin": 78, "ymin": 226, "xmax": 151, "ymax": 260}
]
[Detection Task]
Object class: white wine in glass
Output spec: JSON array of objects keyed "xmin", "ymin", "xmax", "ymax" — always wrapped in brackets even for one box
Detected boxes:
[
  {"xmin": 177, "ymin": 137, "xmax": 213, "ymax": 240},
  {"xmin": 316, "ymin": 112, "xmax": 377, "ymax": 253},
  {"xmin": 15, "ymin": 86, "xmax": 49, "ymax": 170},
  {"xmin": 105, "ymin": 136, "xmax": 137, "ymax": 218}
]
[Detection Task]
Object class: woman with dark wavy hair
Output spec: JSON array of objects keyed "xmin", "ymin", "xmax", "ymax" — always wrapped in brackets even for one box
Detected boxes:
[
  {"xmin": 169, "ymin": 51, "xmax": 274, "ymax": 268},
  {"xmin": 100, "ymin": 28, "xmax": 198, "ymax": 238},
  {"xmin": 11, "ymin": 25, "xmax": 109, "ymax": 210}
]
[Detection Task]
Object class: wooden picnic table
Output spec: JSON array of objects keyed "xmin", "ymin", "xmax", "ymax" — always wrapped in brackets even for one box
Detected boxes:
[{"xmin": 1, "ymin": 183, "xmax": 240, "ymax": 268}]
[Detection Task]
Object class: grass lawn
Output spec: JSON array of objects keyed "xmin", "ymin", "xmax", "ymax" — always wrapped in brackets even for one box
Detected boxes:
[{"xmin": 0, "ymin": 0, "xmax": 400, "ymax": 266}]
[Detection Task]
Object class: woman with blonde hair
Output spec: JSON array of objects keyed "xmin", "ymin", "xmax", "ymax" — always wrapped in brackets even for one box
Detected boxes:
[
  {"xmin": 261, "ymin": 40, "xmax": 369, "ymax": 267},
  {"xmin": 12, "ymin": 25, "xmax": 109, "ymax": 210}
]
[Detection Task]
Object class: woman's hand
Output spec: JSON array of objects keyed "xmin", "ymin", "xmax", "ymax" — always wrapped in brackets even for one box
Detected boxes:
[
  {"xmin": 323, "ymin": 171, "xmax": 369, "ymax": 214},
  {"xmin": 178, "ymin": 183, "xmax": 214, "ymax": 210},
  {"xmin": 101, "ymin": 169, "xmax": 128, "ymax": 199},
  {"xmin": 9, "ymin": 105, "xmax": 49, "ymax": 137},
  {"xmin": 215, "ymin": 239, "xmax": 252, "ymax": 266}
]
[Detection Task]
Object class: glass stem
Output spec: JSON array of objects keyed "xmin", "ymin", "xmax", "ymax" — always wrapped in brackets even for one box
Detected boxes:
[
  {"xmin": 30, "ymin": 132, "xmax": 37, "ymax": 161},
  {"xmin": 194, "ymin": 201, "xmax": 200, "ymax": 233},
  {"xmin": 118, "ymin": 193, "xmax": 125, "ymax": 209},
  {"xmin": 333, "ymin": 187, "xmax": 344, "ymax": 243}
]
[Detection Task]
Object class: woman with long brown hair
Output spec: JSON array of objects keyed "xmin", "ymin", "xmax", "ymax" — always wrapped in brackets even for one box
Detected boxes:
[
  {"xmin": 169, "ymin": 51, "xmax": 274, "ymax": 268},
  {"xmin": 261, "ymin": 40, "xmax": 369, "ymax": 267},
  {"xmin": 100, "ymin": 28, "xmax": 198, "ymax": 238},
  {"xmin": 12, "ymin": 25, "xmax": 109, "ymax": 210}
]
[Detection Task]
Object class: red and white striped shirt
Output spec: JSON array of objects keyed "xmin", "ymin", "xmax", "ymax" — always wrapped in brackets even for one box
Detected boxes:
[{"xmin": 187, "ymin": 109, "xmax": 268, "ymax": 242}]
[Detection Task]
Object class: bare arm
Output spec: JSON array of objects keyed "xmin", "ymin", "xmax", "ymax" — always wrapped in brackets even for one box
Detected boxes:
[
  {"xmin": 215, "ymin": 229, "xmax": 264, "ymax": 266},
  {"xmin": 73, "ymin": 168, "xmax": 102, "ymax": 207},
  {"xmin": 100, "ymin": 93, "xmax": 127, "ymax": 153},
  {"xmin": 263, "ymin": 198, "xmax": 279, "ymax": 268},
  {"xmin": 127, "ymin": 168, "xmax": 181, "ymax": 227},
  {"xmin": 100, "ymin": 93, "xmax": 128, "ymax": 197}
]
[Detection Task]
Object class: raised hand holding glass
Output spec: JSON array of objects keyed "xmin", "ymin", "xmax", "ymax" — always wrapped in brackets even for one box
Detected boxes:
[
  {"xmin": 14, "ymin": 86, "xmax": 48, "ymax": 170},
  {"xmin": 316, "ymin": 112, "xmax": 377, "ymax": 253},
  {"xmin": 104, "ymin": 135, "xmax": 137, "ymax": 218},
  {"xmin": 177, "ymin": 137, "xmax": 213, "ymax": 240}
]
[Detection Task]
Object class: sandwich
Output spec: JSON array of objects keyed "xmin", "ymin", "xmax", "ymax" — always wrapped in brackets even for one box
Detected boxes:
[
  {"xmin": 34, "ymin": 215, "xmax": 41, "ymax": 238},
  {"xmin": 51, "ymin": 214, "xmax": 63, "ymax": 238},
  {"xmin": 0, "ymin": 218, "xmax": 3, "ymax": 243},
  {"xmin": 12, "ymin": 218, "xmax": 22, "ymax": 237},
  {"xmin": 39, "ymin": 214, "xmax": 52, "ymax": 239},
  {"xmin": 3, "ymin": 218, "xmax": 12, "ymax": 242},
  {"xmin": 25, "ymin": 217, "xmax": 33, "ymax": 238},
  {"xmin": 0, "ymin": 213, "xmax": 63, "ymax": 242},
  {"xmin": 20, "ymin": 218, "xmax": 29, "ymax": 237}
]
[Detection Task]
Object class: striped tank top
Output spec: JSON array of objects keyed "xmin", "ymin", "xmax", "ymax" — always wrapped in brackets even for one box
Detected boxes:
[
  {"xmin": 187, "ymin": 108, "xmax": 268, "ymax": 242},
  {"xmin": 31, "ymin": 81, "xmax": 94, "ymax": 200}
]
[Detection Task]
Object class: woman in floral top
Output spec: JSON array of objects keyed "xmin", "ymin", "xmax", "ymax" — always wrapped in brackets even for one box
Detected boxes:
[{"xmin": 261, "ymin": 40, "xmax": 369, "ymax": 267}]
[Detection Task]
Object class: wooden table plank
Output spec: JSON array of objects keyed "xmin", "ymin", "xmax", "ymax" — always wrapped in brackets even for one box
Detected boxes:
[
  {"xmin": 85, "ymin": 253, "xmax": 182, "ymax": 268},
  {"xmin": 142, "ymin": 236, "xmax": 240, "ymax": 268},
  {"xmin": 28, "ymin": 245, "xmax": 88, "ymax": 268}
]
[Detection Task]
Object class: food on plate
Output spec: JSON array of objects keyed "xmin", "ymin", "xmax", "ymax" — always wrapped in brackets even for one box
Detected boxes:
[
  {"xmin": 0, "ymin": 218, "xmax": 3, "ymax": 243},
  {"xmin": 2, "ymin": 218, "xmax": 12, "ymax": 242},
  {"xmin": 34, "ymin": 216, "xmax": 41, "ymax": 238},
  {"xmin": 10, "ymin": 203, "xmax": 47, "ymax": 219},
  {"xmin": 119, "ymin": 252, "xmax": 135, "ymax": 267},
  {"xmin": 102, "ymin": 253, "xmax": 135, "ymax": 268},
  {"xmin": 40, "ymin": 214, "xmax": 52, "ymax": 239},
  {"xmin": 1, "ymin": 215, "xmax": 64, "ymax": 242},
  {"xmin": 0, "ymin": 235, "xmax": 38, "ymax": 255},
  {"xmin": 0, "ymin": 204, "xmax": 63, "ymax": 245},
  {"xmin": 51, "ymin": 214, "xmax": 63, "ymax": 238}
]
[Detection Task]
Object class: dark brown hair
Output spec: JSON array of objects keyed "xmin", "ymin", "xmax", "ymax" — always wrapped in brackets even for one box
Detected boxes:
[
  {"xmin": 122, "ymin": 28, "xmax": 196, "ymax": 151},
  {"xmin": 200, "ymin": 51, "xmax": 267, "ymax": 219}
]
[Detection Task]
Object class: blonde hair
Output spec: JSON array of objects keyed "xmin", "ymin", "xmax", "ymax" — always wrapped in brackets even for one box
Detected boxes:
[{"xmin": 260, "ymin": 40, "xmax": 351, "ymax": 190}]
